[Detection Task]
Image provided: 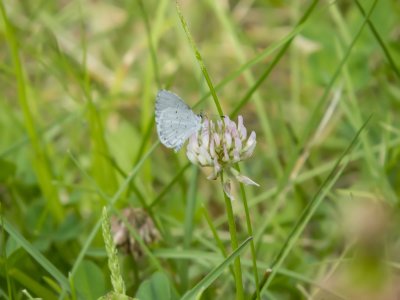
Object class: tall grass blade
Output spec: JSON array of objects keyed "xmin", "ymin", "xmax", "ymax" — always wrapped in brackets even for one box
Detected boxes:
[
  {"xmin": 354, "ymin": 0, "xmax": 400, "ymax": 80},
  {"xmin": 267, "ymin": 0, "xmax": 379, "ymax": 212},
  {"xmin": 230, "ymin": 0, "xmax": 319, "ymax": 117},
  {"xmin": 64, "ymin": 143, "xmax": 158, "ymax": 297},
  {"xmin": 180, "ymin": 166, "xmax": 200, "ymax": 290},
  {"xmin": 181, "ymin": 236, "xmax": 252, "ymax": 300},
  {"xmin": 2, "ymin": 219, "xmax": 70, "ymax": 293},
  {"xmin": 221, "ymin": 174, "xmax": 244, "ymax": 300},
  {"xmin": 0, "ymin": 0, "xmax": 63, "ymax": 222},
  {"xmin": 254, "ymin": 116, "xmax": 371, "ymax": 298},
  {"xmin": 176, "ymin": 1, "xmax": 224, "ymax": 116},
  {"xmin": 136, "ymin": 0, "xmax": 161, "ymax": 89}
]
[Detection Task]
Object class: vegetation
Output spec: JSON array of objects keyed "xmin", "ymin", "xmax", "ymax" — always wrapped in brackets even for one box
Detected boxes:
[{"xmin": 1, "ymin": 0, "xmax": 400, "ymax": 299}]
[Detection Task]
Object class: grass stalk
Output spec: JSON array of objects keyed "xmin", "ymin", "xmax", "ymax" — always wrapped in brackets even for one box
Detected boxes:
[
  {"xmin": 176, "ymin": 2, "xmax": 248, "ymax": 297},
  {"xmin": 137, "ymin": 0, "xmax": 161, "ymax": 89},
  {"xmin": 62, "ymin": 143, "xmax": 159, "ymax": 298},
  {"xmin": 101, "ymin": 208, "xmax": 126, "ymax": 295},
  {"xmin": 176, "ymin": 1, "xmax": 224, "ymax": 117},
  {"xmin": 264, "ymin": 0, "xmax": 379, "ymax": 226},
  {"xmin": 354, "ymin": 0, "xmax": 400, "ymax": 80},
  {"xmin": 221, "ymin": 174, "xmax": 244, "ymax": 300},
  {"xmin": 180, "ymin": 166, "xmax": 199, "ymax": 290},
  {"xmin": 201, "ymin": 205, "xmax": 235, "ymax": 279},
  {"xmin": 253, "ymin": 117, "xmax": 371, "ymax": 298},
  {"xmin": 0, "ymin": 0, "xmax": 63, "ymax": 222},
  {"xmin": 1, "ymin": 204, "xmax": 12, "ymax": 299},
  {"xmin": 237, "ymin": 167, "xmax": 260, "ymax": 300},
  {"xmin": 230, "ymin": 0, "xmax": 319, "ymax": 117}
]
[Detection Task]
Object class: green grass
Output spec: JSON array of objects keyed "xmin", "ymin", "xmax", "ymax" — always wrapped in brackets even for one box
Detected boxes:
[{"xmin": 1, "ymin": 0, "xmax": 400, "ymax": 299}]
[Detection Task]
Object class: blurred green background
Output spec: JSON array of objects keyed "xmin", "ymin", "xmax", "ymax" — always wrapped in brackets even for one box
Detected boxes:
[{"xmin": 1, "ymin": 0, "xmax": 400, "ymax": 299}]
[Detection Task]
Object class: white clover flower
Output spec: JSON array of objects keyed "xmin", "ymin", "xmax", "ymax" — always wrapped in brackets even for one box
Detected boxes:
[{"xmin": 186, "ymin": 115, "xmax": 259, "ymax": 200}]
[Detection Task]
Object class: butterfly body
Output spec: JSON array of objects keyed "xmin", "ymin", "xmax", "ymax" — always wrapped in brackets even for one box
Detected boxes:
[{"xmin": 155, "ymin": 90, "xmax": 202, "ymax": 152}]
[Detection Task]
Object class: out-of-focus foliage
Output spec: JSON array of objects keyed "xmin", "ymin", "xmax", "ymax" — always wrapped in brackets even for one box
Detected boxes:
[{"xmin": 1, "ymin": 0, "xmax": 400, "ymax": 299}]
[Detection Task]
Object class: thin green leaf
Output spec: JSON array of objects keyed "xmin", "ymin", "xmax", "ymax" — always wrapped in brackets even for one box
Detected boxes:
[
  {"xmin": 2, "ymin": 219, "xmax": 70, "ymax": 293},
  {"xmin": 65, "ymin": 143, "xmax": 159, "ymax": 296},
  {"xmin": 136, "ymin": 0, "xmax": 161, "ymax": 89},
  {"xmin": 230, "ymin": 0, "xmax": 319, "ymax": 117},
  {"xmin": 255, "ymin": 116, "xmax": 372, "ymax": 297},
  {"xmin": 181, "ymin": 236, "xmax": 252, "ymax": 300},
  {"xmin": 354, "ymin": 0, "xmax": 400, "ymax": 80},
  {"xmin": 180, "ymin": 166, "xmax": 200, "ymax": 290},
  {"xmin": 0, "ymin": 0, "xmax": 63, "ymax": 222},
  {"xmin": 176, "ymin": 1, "xmax": 224, "ymax": 116}
]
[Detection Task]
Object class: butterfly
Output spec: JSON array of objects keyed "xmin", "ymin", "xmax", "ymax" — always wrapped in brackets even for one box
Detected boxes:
[{"xmin": 155, "ymin": 90, "xmax": 202, "ymax": 152}]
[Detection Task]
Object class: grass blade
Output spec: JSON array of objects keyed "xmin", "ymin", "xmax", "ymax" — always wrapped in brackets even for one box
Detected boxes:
[
  {"xmin": 0, "ymin": 0, "xmax": 63, "ymax": 222},
  {"xmin": 262, "ymin": 0, "xmax": 380, "ymax": 222},
  {"xmin": 221, "ymin": 175, "xmax": 244, "ymax": 300},
  {"xmin": 254, "ymin": 116, "xmax": 372, "ymax": 297},
  {"xmin": 63, "ymin": 143, "xmax": 159, "ymax": 298},
  {"xmin": 176, "ymin": 1, "xmax": 224, "ymax": 116},
  {"xmin": 180, "ymin": 166, "xmax": 200, "ymax": 290},
  {"xmin": 230, "ymin": 0, "xmax": 319, "ymax": 117},
  {"xmin": 2, "ymin": 219, "xmax": 70, "ymax": 293},
  {"xmin": 181, "ymin": 236, "xmax": 252, "ymax": 300},
  {"xmin": 354, "ymin": 0, "xmax": 400, "ymax": 80},
  {"xmin": 136, "ymin": 0, "xmax": 161, "ymax": 89}
]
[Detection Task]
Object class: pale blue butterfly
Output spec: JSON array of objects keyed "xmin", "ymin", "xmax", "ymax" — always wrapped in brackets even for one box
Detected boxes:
[{"xmin": 155, "ymin": 90, "xmax": 202, "ymax": 152}]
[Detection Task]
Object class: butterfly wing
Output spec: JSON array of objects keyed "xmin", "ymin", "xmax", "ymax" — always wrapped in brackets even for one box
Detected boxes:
[{"xmin": 155, "ymin": 90, "xmax": 202, "ymax": 152}]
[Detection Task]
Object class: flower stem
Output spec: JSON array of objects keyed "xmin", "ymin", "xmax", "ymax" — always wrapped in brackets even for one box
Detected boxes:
[
  {"xmin": 221, "ymin": 174, "xmax": 244, "ymax": 300},
  {"xmin": 237, "ymin": 167, "xmax": 260, "ymax": 300}
]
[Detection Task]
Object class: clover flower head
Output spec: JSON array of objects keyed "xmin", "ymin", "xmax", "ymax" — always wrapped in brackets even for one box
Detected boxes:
[
  {"xmin": 186, "ymin": 115, "xmax": 259, "ymax": 200},
  {"xmin": 111, "ymin": 208, "xmax": 159, "ymax": 259}
]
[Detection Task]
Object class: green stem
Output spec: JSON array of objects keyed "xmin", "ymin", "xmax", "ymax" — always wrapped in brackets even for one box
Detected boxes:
[
  {"xmin": 0, "ymin": 0, "xmax": 63, "ymax": 223},
  {"xmin": 137, "ymin": 0, "xmax": 161, "ymax": 88},
  {"xmin": 237, "ymin": 167, "xmax": 260, "ymax": 300},
  {"xmin": 354, "ymin": 0, "xmax": 400, "ymax": 80},
  {"xmin": 221, "ymin": 174, "xmax": 244, "ymax": 300},
  {"xmin": 1, "ymin": 203, "xmax": 12, "ymax": 299},
  {"xmin": 176, "ymin": 1, "xmax": 224, "ymax": 117},
  {"xmin": 201, "ymin": 205, "xmax": 235, "ymax": 279}
]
